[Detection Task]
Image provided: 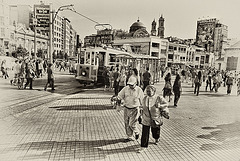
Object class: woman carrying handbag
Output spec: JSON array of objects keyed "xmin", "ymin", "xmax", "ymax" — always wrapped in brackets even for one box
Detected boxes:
[{"xmin": 138, "ymin": 85, "xmax": 169, "ymax": 153}]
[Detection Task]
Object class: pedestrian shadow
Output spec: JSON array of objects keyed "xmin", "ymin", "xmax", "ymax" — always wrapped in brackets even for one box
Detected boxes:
[
  {"xmin": 49, "ymin": 104, "xmax": 114, "ymax": 111},
  {"xmin": 62, "ymin": 97, "xmax": 112, "ymax": 100},
  {"xmin": 200, "ymin": 93, "xmax": 228, "ymax": 97},
  {"xmin": 182, "ymin": 85, "xmax": 194, "ymax": 88},
  {"xmin": 11, "ymin": 139, "xmax": 139, "ymax": 160},
  {"xmin": 168, "ymin": 105, "xmax": 177, "ymax": 108},
  {"xmin": 197, "ymin": 121, "xmax": 240, "ymax": 151}
]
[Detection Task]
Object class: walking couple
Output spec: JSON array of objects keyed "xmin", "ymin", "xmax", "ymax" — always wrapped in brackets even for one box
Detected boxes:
[{"xmin": 116, "ymin": 76, "xmax": 169, "ymax": 153}]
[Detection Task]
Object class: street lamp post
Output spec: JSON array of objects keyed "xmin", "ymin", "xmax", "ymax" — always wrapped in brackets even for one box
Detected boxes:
[
  {"xmin": 49, "ymin": 4, "xmax": 74, "ymax": 64},
  {"xmin": 33, "ymin": 18, "xmax": 37, "ymax": 59}
]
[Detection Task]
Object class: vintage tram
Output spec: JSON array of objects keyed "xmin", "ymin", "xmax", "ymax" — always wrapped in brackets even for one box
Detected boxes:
[{"xmin": 75, "ymin": 46, "xmax": 161, "ymax": 86}]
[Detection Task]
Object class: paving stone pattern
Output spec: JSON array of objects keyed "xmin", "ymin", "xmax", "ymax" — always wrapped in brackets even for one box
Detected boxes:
[{"xmin": 0, "ymin": 78, "xmax": 240, "ymax": 161}]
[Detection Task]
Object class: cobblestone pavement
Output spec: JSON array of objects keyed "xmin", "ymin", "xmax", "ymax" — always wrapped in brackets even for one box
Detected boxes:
[{"xmin": 0, "ymin": 76, "xmax": 240, "ymax": 161}]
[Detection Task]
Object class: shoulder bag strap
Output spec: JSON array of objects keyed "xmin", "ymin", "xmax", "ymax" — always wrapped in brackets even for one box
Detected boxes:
[{"xmin": 146, "ymin": 97, "xmax": 153, "ymax": 120}]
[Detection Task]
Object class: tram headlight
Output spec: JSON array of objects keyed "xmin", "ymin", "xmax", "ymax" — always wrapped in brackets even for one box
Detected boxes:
[{"xmin": 82, "ymin": 71, "xmax": 86, "ymax": 76}]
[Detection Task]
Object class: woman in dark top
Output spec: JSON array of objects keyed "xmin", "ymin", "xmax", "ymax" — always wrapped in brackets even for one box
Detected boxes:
[
  {"xmin": 173, "ymin": 74, "xmax": 182, "ymax": 107},
  {"xmin": 226, "ymin": 73, "xmax": 234, "ymax": 95},
  {"xmin": 194, "ymin": 71, "xmax": 202, "ymax": 96},
  {"xmin": 44, "ymin": 63, "xmax": 55, "ymax": 91},
  {"xmin": 163, "ymin": 73, "xmax": 172, "ymax": 102}
]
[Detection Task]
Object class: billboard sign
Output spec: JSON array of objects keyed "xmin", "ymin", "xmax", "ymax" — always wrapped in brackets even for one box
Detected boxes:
[
  {"xmin": 196, "ymin": 18, "xmax": 218, "ymax": 52},
  {"xmin": 34, "ymin": 4, "xmax": 50, "ymax": 31}
]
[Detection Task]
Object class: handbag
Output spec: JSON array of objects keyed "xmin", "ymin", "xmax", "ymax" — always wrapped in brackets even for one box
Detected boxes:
[
  {"xmin": 147, "ymin": 97, "xmax": 163, "ymax": 128},
  {"xmin": 164, "ymin": 82, "xmax": 172, "ymax": 89},
  {"xmin": 150, "ymin": 117, "xmax": 163, "ymax": 128}
]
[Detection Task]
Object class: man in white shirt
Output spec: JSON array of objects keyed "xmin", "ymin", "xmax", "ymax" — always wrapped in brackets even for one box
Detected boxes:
[
  {"xmin": 117, "ymin": 76, "xmax": 144, "ymax": 141},
  {"xmin": 11, "ymin": 60, "xmax": 21, "ymax": 85}
]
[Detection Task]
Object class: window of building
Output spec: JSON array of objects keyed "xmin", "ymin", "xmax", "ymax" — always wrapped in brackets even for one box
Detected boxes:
[
  {"xmin": 0, "ymin": 16, "xmax": 4, "ymax": 25},
  {"xmin": 1, "ymin": 28, "xmax": 5, "ymax": 37},
  {"xmin": 205, "ymin": 55, "xmax": 209, "ymax": 63},
  {"xmin": 200, "ymin": 56, "xmax": 205, "ymax": 64},
  {"xmin": 195, "ymin": 57, "xmax": 199, "ymax": 61},
  {"xmin": 168, "ymin": 54, "xmax": 173, "ymax": 59},
  {"xmin": 161, "ymin": 49, "xmax": 167, "ymax": 54},
  {"xmin": 168, "ymin": 46, "xmax": 173, "ymax": 51},
  {"xmin": 152, "ymin": 42, "xmax": 159, "ymax": 48},
  {"xmin": 151, "ymin": 52, "xmax": 159, "ymax": 57}
]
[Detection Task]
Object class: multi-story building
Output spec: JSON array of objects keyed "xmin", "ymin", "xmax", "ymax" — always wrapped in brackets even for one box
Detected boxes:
[
  {"xmin": 53, "ymin": 14, "xmax": 63, "ymax": 56},
  {"xmin": 9, "ymin": 5, "xmax": 32, "ymax": 29},
  {"xmin": 196, "ymin": 18, "xmax": 228, "ymax": 69},
  {"xmin": 167, "ymin": 41, "xmax": 189, "ymax": 68},
  {"xmin": 196, "ymin": 18, "xmax": 218, "ymax": 53},
  {"xmin": 14, "ymin": 23, "xmax": 48, "ymax": 57},
  {"xmin": 166, "ymin": 36, "xmax": 215, "ymax": 69},
  {"xmin": 214, "ymin": 23, "xmax": 228, "ymax": 58},
  {"xmin": 69, "ymin": 25, "xmax": 77, "ymax": 57},
  {"xmin": 1, "ymin": 1, "xmax": 78, "ymax": 59},
  {"xmin": 63, "ymin": 17, "xmax": 71, "ymax": 57},
  {"xmin": 192, "ymin": 47, "xmax": 214, "ymax": 69},
  {"xmin": 0, "ymin": 0, "xmax": 10, "ymax": 55},
  {"xmin": 224, "ymin": 41, "xmax": 240, "ymax": 71}
]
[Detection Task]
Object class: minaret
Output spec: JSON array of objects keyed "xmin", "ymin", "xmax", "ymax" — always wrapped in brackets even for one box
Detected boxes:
[
  {"xmin": 151, "ymin": 19, "xmax": 157, "ymax": 36},
  {"xmin": 158, "ymin": 15, "xmax": 165, "ymax": 38}
]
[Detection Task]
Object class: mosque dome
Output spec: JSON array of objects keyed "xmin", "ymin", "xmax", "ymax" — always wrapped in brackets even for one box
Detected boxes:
[{"xmin": 129, "ymin": 19, "xmax": 146, "ymax": 33}]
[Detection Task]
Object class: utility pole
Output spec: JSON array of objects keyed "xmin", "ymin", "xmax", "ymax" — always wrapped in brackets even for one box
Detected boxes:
[
  {"xmin": 33, "ymin": 18, "xmax": 37, "ymax": 59},
  {"xmin": 49, "ymin": 3, "xmax": 53, "ymax": 63},
  {"xmin": 49, "ymin": 4, "xmax": 74, "ymax": 64}
]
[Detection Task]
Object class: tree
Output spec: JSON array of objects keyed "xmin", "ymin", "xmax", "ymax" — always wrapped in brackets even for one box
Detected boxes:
[
  {"xmin": 37, "ymin": 49, "xmax": 43, "ymax": 58},
  {"xmin": 12, "ymin": 46, "xmax": 28, "ymax": 58}
]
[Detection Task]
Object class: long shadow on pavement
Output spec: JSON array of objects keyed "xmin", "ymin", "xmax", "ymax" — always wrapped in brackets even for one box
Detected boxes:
[
  {"xmin": 11, "ymin": 139, "xmax": 139, "ymax": 160},
  {"xmin": 49, "ymin": 104, "xmax": 114, "ymax": 111},
  {"xmin": 197, "ymin": 121, "xmax": 240, "ymax": 151},
  {"xmin": 61, "ymin": 97, "xmax": 112, "ymax": 100}
]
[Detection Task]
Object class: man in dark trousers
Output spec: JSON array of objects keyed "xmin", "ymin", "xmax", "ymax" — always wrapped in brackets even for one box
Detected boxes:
[
  {"xmin": 44, "ymin": 63, "xmax": 55, "ymax": 91},
  {"xmin": 142, "ymin": 67, "xmax": 151, "ymax": 91},
  {"xmin": 113, "ymin": 67, "xmax": 120, "ymax": 95}
]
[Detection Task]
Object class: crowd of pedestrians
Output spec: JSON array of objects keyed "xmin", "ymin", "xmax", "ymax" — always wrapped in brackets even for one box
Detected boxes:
[
  {"xmin": 0, "ymin": 57, "xmax": 48, "ymax": 89},
  {"xmin": 0, "ymin": 57, "xmax": 76, "ymax": 91},
  {"xmin": 109, "ymin": 65, "xmax": 170, "ymax": 153},
  {"xmin": 162, "ymin": 66, "xmax": 240, "ymax": 98},
  {"xmin": 102, "ymin": 65, "xmax": 151, "ymax": 95},
  {"xmin": 110, "ymin": 65, "xmax": 239, "ymax": 153}
]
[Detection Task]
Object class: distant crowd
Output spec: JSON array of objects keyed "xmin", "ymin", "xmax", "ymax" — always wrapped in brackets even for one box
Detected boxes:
[
  {"xmin": 103, "ymin": 64, "xmax": 240, "ymax": 100},
  {"xmin": 0, "ymin": 57, "xmax": 76, "ymax": 90}
]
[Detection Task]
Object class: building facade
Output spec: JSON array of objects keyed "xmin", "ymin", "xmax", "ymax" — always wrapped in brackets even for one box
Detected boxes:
[
  {"xmin": 196, "ymin": 18, "xmax": 228, "ymax": 62},
  {"xmin": 224, "ymin": 41, "xmax": 240, "ymax": 71},
  {"xmin": 0, "ymin": 1, "xmax": 79, "ymax": 59},
  {"xmin": 0, "ymin": 0, "xmax": 10, "ymax": 55}
]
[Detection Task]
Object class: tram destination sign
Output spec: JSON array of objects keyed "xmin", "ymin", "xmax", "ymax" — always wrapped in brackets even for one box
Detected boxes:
[{"xmin": 34, "ymin": 4, "xmax": 50, "ymax": 31}]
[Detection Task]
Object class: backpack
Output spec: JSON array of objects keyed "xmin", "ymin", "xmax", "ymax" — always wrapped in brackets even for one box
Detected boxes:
[
  {"xmin": 194, "ymin": 77, "xmax": 199, "ymax": 83},
  {"xmin": 143, "ymin": 71, "xmax": 151, "ymax": 81}
]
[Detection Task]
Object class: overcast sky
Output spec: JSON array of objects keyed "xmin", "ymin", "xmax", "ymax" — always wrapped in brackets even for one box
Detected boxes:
[{"xmin": 8, "ymin": 0, "xmax": 240, "ymax": 41}]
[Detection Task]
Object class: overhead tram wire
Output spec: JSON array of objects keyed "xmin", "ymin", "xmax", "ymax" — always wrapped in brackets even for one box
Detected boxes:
[{"xmin": 68, "ymin": 6, "xmax": 108, "ymax": 30}]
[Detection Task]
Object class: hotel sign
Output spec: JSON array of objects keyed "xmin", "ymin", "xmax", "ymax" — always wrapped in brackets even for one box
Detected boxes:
[{"xmin": 34, "ymin": 4, "xmax": 50, "ymax": 31}]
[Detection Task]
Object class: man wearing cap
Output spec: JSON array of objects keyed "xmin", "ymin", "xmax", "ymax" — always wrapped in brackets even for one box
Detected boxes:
[{"xmin": 117, "ymin": 76, "xmax": 144, "ymax": 141}]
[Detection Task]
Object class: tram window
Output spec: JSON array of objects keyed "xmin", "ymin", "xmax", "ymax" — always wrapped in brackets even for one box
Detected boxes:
[
  {"xmin": 80, "ymin": 51, "xmax": 84, "ymax": 64},
  {"xmin": 109, "ymin": 54, "xmax": 116, "ymax": 62},
  {"xmin": 86, "ymin": 52, "xmax": 90, "ymax": 64},
  {"xmin": 80, "ymin": 57, "xmax": 84, "ymax": 64},
  {"xmin": 92, "ymin": 52, "xmax": 94, "ymax": 65},
  {"xmin": 95, "ymin": 56, "xmax": 97, "ymax": 65}
]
